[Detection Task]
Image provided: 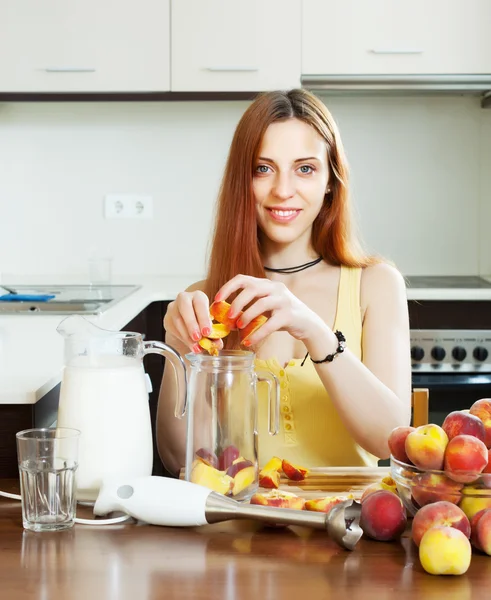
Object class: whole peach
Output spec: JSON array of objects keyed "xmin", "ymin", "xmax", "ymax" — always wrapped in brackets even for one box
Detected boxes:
[
  {"xmin": 481, "ymin": 449, "xmax": 491, "ymax": 487},
  {"xmin": 469, "ymin": 398, "xmax": 491, "ymax": 448},
  {"xmin": 419, "ymin": 526, "xmax": 471, "ymax": 575},
  {"xmin": 411, "ymin": 472, "xmax": 463, "ymax": 507},
  {"xmin": 360, "ymin": 490, "xmax": 407, "ymax": 542},
  {"xmin": 388, "ymin": 426, "xmax": 415, "ymax": 464},
  {"xmin": 411, "ymin": 501, "xmax": 471, "ymax": 547},
  {"xmin": 444, "ymin": 434, "xmax": 488, "ymax": 483},
  {"xmin": 459, "ymin": 486, "xmax": 491, "ymax": 519},
  {"xmin": 470, "ymin": 508, "xmax": 488, "ymax": 551},
  {"xmin": 442, "ymin": 410, "xmax": 486, "ymax": 443},
  {"xmin": 405, "ymin": 424, "xmax": 448, "ymax": 471}
]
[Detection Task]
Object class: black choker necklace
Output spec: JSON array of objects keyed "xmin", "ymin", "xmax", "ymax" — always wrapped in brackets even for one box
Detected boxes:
[{"xmin": 264, "ymin": 257, "xmax": 322, "ymax": 274}]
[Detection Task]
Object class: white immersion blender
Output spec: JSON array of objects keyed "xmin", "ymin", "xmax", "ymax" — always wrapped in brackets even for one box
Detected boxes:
[{"xmin": 93, "ymin": 476, "xmax": 363, "ymax": 551}]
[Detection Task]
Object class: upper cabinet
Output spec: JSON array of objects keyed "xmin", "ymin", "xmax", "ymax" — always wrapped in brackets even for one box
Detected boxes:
[
  {"xmin": 0, "ymin": 0, "xmax": 170, "ymax": 92},
  {"xmin": 302, "ymin": 0, "xmax": 491, "ymax": 75},
  {"xmin": 171, "ymin": 0, "xmax": 301, "ymax": 92}
]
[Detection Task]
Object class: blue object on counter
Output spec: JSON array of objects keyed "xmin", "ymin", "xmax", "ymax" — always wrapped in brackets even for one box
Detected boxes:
[{"xmin": 0, "ymin": 294, "xmax": 56, "ymax": 302}]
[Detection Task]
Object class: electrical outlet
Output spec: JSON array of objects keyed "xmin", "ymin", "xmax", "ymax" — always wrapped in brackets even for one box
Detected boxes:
[{"xmin": 104, "ymin": 194, "xmax": 153, "ymax": 220}]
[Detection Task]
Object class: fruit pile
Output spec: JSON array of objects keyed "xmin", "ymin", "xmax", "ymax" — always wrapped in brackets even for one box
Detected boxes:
[
  {"xmin": 387, "ymin": 398, "xmax": 491, "ymax": 575},
  {"xmin": 198, "ymin": 300, "xmax": 267, "ymax": 355}
]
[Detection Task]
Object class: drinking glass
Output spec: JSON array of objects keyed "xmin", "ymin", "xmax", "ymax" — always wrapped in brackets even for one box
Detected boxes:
[{"xmin": 16, "ymin": 428, "xmax": 80, "ymax": 532}]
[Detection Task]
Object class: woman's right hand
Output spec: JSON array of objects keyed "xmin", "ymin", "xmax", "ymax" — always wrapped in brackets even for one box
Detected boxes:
[{"xmin": 163, "ymin": 289, "xmax": 223, "ymax": 354}]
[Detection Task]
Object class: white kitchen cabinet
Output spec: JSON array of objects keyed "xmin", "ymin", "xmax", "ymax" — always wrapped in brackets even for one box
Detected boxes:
[
  {"xmin": 302, "ymin": 0, "xmax": 491, "ymax": 75},
  {"xmin": 0, "ymin": 0, "xmax": 170, "ymax": 92},
  {"xmin": 171, "ymin": 0, "xmax": 301, "ymax": 92}
]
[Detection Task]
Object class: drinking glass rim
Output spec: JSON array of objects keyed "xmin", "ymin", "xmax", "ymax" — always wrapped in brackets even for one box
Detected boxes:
[{"xmin": 16, "ymin": 427, "xmax": 81, "ymax": 441}]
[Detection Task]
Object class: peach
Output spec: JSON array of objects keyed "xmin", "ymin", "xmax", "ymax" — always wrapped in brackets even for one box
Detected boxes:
[
  {"xmin": 411, "ymin": 501, "xmax": 471, "ymax": 547},
  {"xmin": 459, "ymin": 486, "xmax": 491, "ymax": 520},
  {"xmin": 419, "ymin": 526, "xmax": 471, "ymax": 575},
  {"xmin": 388, "ymin": 426, "xmax": 415, "ymax": 464},
  {"xmin": 226, "ymin": 459, "xmax": 254, "ymax": 478},
  {"xmin": 481, "ymin": 449, "xmax": 491, "ymax": 487},
  {"xmin": 411, "ymin": 472, "xmax": 463, "ymax": 507},
  {"xmin": 239, "ymin": 315, "xmax": 268, "ymax": 343},
  {"xmin": 198, "ymin": 337, "xmax": 221, "ymax": 356},
  {"xmin": 281, "ymin": 459, "xmax": 309, "ymax": 481},
  {"xmin": 190, "ymin": 460, "xmax": 233, "ymax": 495},
  {"xmin": 444, "ymin": 434, "xmax": 488, "ymax": 483},
  {"xmin": 405, "ymin": 424, "xmax": 448, "ymax": 471},
  {"xmin": 231, "ymin": 465, "xmax": 255, "ymax": 496},
  {"xmin": 360, "ymin": 476, "xmax": 398, "ymax": 503},
  {"xmin": 442, "ymin": 410, "xmax": 486, "ymax": 443},
  {"xmin": 195, "ymin": 448, "xmax": 218, "ymax": 469},
  {"xmin": 250, "ymin": 489, "xmax": 305, "ymax": 510},
  {"xmin": 470, "ymin": 508, "xmax": 491, "ymax": 553},
  {"xmin": 206, "ymin": 323, "xmax": 231, "ymax": 339},
  {"xmin": 218, "ymin": 445, "xmax": 241, "ymax": 471},
  {"xmin": 304, "ymin": 494, "xmax": 354, "ymax": 514},
  {"xmin": 470, "ymin": 398, "xmax": 491, "ymax": 448},
  {"xmin": 209, "ymin": 300, "xmax": 240, "ymax": 330},
  {"xmin": 359, "ymin": 490, "xmax": 407, "ymax": 542},
  {"xmin": 258, "ymin": 456, "xmax": 282, "ymax": 489}
]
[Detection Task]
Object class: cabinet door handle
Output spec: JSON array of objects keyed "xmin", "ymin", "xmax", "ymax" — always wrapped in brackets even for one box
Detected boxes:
[
  {"xmin": 45, "ymin": 67, "xmax": 97, "ymax": 73},
  {"xmin": 369, "ymin": 48, "xmax": 424, "ymax": 55},
  {"xmin": 205, "ymin": 66, "xmax": 258, "ymax": 72}
]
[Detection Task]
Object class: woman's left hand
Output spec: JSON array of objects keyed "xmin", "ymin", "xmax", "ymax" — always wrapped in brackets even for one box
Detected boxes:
[{"xmin": 214, "ymin": 274, "xmax": 327, "ymax": 346}]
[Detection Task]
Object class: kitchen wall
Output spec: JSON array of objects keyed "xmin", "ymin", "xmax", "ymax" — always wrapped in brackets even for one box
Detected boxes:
[{"xmin": 0, "ymin": 94, "xmax": 490, "ymax": 280}]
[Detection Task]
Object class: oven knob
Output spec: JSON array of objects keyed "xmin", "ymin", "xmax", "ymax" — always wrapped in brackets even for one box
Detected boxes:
[
  {"xmin": 473, "ymin": 347, "xmax": 489, "ymax": 362},
  {"xmin": 431, "ymin": 346, "xmax": 446, "ymax": 361},
  {"xmin": 411, "ymin": 346, "xmax": 425, "ymax": 361},
  {"xmin": 452, "ymin": 346, "xmax": 467, "ymax": 362}
]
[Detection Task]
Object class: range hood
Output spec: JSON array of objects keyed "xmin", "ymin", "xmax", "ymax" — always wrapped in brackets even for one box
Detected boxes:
[{"xmin": 302, "ymin": 74, "xmax": 491, "ymax": 107}]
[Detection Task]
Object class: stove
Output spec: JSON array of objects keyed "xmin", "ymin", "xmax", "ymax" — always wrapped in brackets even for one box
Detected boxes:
[{"xmin": 0, "ymin": 284, "xmax": 140, "ymax": 315}]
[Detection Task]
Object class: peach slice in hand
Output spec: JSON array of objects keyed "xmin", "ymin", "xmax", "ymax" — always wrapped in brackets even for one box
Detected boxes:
[
  {"xmin": 206, "ymin": 323, "xmax": 231, "ymax": 339},
  {"xmin": 239, "ymin": 315, "xmax": 268, "ymax": 344},
  {"xmin": 198, "ymin": 337, "xmax": 221, "ymax": 356},
  {"xmin": 258, "ymin": 456, "xmax": 283, "ymax": 489},
  {"xmin": 282, "ymin": 459, "xmax": 309, "ymax": 481},
  {"xmin": 304, "ymin": 494, "xmax": 354, "ymax": 514},
  {"xmin": 209, "ymin": 300, "xmax": 240, "ymax": 330}
]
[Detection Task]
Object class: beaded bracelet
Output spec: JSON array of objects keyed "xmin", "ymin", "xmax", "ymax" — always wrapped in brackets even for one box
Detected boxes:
[{"xmin": 300, "ymin": 330, "xmax": 346, "ymax": 367}]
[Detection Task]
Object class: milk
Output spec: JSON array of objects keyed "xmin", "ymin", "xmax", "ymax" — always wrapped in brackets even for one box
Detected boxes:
[{"xmin": 57, "ymin": 354, "xmax": 153, "ymax": 502}]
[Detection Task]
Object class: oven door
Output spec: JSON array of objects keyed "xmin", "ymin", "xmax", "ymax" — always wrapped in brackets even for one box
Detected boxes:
[{"xmin": 412, "ymin": 372, "xmax": 491, "ymax": 426}]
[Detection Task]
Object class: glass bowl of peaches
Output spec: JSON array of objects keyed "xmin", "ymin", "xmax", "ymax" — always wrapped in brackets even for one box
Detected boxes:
[{"xmin": 389, "ymin": 402, "xmax": 491, "ymax": 518}]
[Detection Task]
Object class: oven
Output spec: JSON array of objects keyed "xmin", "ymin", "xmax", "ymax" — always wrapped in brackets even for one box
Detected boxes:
[{"xmin": 408, "ymin": 276, "xmax": 491, "ymax": 426}]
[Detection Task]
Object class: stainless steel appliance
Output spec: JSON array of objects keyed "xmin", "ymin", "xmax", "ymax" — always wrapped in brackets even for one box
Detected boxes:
[
  {"xmin": 0, "ymin": 284, "xmax": 140, "ymax": 315},
  {"xmin": 408, "ymin": 276, "xmax": 491, "ymax": 425}
]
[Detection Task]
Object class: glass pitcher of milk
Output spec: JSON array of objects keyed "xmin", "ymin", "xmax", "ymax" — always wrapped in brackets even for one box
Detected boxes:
[{"xmin": 56, "ymin": 315, "xmax": 186, "ymax": 503}]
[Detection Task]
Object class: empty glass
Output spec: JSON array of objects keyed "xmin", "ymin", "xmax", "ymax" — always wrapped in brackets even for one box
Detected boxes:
[{"xmin": 16, "ymin": 428, "xmax": 80, "ymax": 532}]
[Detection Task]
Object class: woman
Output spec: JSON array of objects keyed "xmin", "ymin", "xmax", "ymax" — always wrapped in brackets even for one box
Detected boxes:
[{"xmin": 157, "ymin": 88, "xmax": 411, "ymax": 476}]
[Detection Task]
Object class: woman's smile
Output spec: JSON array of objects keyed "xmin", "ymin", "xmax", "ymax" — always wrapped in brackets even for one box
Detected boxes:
[{"xmin": 267, "ymin": 207, "xmax": 302, "ymax": 223}]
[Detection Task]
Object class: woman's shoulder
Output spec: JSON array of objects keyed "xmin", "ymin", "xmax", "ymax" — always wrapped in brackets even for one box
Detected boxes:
[
  {"xmin": 359, "ymin": 262, "xmax": 407, "ymax": 307},
  {"xmin": 185, "ymin": 279, "xmax": 208, "ymax": 293}
]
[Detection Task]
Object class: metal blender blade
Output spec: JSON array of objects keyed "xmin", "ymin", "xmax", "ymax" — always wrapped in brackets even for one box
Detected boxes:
[{"xmin": 204, "ymin": 494, "xmax": 363, "ymax": 551}]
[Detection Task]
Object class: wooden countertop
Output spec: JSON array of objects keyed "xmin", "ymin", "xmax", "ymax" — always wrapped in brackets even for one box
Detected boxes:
[{"xmin": 1, "ymin": 479, "xmax": 491, "ymax": 599}]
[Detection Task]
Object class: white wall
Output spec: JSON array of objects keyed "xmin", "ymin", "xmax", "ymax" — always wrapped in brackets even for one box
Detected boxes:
[{"xmin": 0, "ymin": 94, "xmax": 489, "ymax": 280}]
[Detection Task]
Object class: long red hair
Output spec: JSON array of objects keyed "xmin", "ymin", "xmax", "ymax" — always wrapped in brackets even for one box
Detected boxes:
[{"xmin": 205, "ymin": 88, "xmax": 378, "ymax": 300}]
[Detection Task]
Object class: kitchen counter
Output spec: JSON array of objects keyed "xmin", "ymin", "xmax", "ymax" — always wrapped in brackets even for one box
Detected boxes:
[
  {"xmin": 0, "ymin": 276, "xmax": 199, "ymax": 405},
  {"xmin": 0, "ymin": 479, "xmax": 490, "ymax": 599},
  {"xmin": 2, "ymin": 274, "xmax": 491, "ymax": 405}
]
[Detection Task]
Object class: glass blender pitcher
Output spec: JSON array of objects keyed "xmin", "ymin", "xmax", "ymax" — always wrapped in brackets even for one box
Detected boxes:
[
  {"xmin": 56, "ymin": 315, "xmax": 186, "ymax": 503},
  {"xmin": 182, "ymin": 350, "xmax": 279, "ymax": 501}
]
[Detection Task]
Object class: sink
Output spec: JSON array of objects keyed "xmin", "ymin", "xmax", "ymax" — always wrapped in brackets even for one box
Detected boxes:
[{"xmin": 0, "ymin": 285, "xmax": 140, "ymax": 315}]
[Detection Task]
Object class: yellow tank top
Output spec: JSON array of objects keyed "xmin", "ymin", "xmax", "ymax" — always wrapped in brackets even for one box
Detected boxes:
[{"xmin": 255, "ymin": 266, "xmax": 378, "ymax": 469}]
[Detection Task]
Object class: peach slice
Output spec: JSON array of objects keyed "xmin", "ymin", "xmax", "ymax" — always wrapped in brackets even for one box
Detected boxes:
[
  {"xmin": 218, "ymin": 445, "xmax": 241, "ymax": 471},
  {"xmin": 281, "ymin": 459, "xmax": 309, "ymax": 481},
  {"xmin": 304, "ymin": 494, "xmax": 354, "ymax": 514},
  {"xmin": 198, "ymin": 337, "xmax": 221, "ymax": 356},
  {"xmin": 206, "ymin": 323, "xmax": 231, "ymax": 339},
  {"xmin": 190, "ymin": 460, "xmax": 233, "ymax": 495},
  {"xmin": 195, "ymin": 448, "xmax": 218, "ymax": 469},
  {"xmin": 239, "ymin": 315, "xmax": 268, "ymax": 344},
  {"xmin": 258, "ymin": 456, "xmax": 283, "ymax": 489},
  {"xmin": 209, "ymin": 300, "xmax": 240, "ymax": 330},
  {"xmin": 250, "ymin": 489, "xmax": 305, "ymax": 510},
  {"xmin": 232, "ymin": 465, "xmax": 255, "ymax": 496},
  {"xmin": 226, "ymin": 459, "xmax": 254, "ymax": 479}
]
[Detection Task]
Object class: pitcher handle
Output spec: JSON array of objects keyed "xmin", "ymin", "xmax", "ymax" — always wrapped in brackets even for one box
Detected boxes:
[
  {"xmin": 256, "ymin": 369, "xmax": 280, "ymax": 436},
  {"xmin": 143, "ymin": 341, "xmax": 188, "ymax": 419}
]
